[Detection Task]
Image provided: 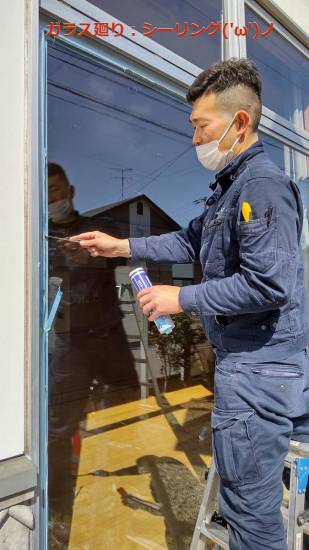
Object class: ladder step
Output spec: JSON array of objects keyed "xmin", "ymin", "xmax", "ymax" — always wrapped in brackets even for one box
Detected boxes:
[
  {"xmin": 281, "ymin": 498, "xmax": 309, "ymax": 536},
  {"xmin": 198, "ymin": 518, "xmax": 309, "ymax": 548},
  {"xmin": 200, "ymin": 522, "xmax": 229, "ymax": 549},
  {"xmin": 191, "ymin": 451, "xmax": 309, "ymax": 550}
]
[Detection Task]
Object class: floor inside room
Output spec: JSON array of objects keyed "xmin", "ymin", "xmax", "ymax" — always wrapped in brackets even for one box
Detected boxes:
[{"xmin": 50, "ymin": 381, "xmax": 214, "ymax": 550}]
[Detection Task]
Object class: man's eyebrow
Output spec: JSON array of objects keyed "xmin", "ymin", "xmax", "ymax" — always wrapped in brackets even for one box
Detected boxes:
[{"xmin": 189, "ymin": 116, "xmax": 209, "ymax": 124}]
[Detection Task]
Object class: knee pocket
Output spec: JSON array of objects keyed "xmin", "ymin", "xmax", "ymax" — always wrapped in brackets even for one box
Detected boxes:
[{"xmin": 211, "ymin": 407, "xmax": 260, "ymax": 485}]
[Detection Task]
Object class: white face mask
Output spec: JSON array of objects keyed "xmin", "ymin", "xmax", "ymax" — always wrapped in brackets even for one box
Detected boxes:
[
  {"xmin": 195, "ymin": 114, "xmax": 240, "ymax": 171},
  {"xmin": 48, "ymin": 198, "xmax": 73, "ymax": 222}
]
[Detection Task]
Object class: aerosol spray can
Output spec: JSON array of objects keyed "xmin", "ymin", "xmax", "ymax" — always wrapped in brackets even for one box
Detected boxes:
[{"xmin": 129, "ymin": 267, "xmax": 175, "ymax": 335}]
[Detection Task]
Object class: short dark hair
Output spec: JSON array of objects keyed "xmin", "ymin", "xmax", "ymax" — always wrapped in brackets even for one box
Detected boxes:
[
  {"xmin": 187, "ymin": 58, "xmax": 262, "ymax": 131},
  {"xmin": 48, "ymin": 163, "xmax": 70, "ymax": 187}
]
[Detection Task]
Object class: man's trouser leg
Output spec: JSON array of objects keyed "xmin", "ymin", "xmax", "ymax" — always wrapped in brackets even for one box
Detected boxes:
[{"xmin": 212, "ymin": 347, "xmax": 309, "ymax": 550}]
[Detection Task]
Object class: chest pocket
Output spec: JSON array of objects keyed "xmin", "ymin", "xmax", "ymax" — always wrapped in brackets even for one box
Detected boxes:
[
  {"xmin": 200, "ymin": 212, "xmax": 226, "ymax": 278},
  {"xmin": 201, "ymin": 204, "xmax": 241, "ymax": 280},
  {"xmin": 200, "ymin": 178, "xmax": 245, "ymax": 279}
]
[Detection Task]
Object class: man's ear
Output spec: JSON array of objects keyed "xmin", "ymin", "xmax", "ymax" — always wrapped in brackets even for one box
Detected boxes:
[
  {"xmin": 236, "ymin": 110, "xmax": 250, "ymax": 134},
  {"xmin": 69, "ymin": 185, "xmax": 75, "ymax": 200}
]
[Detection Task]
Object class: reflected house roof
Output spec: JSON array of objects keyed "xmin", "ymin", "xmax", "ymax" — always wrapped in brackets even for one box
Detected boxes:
[{"xmin": 84, "ymin": 194, "xmax": 181, "ymax": 232}]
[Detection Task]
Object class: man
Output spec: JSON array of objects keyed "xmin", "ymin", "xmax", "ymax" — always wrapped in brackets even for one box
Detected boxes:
[
  {"xmin": 48, "ymin": 163, "xmax": 137, "ymax": 540},
  {"xmin": 70, "ymin": 59, "xmax": 309, "ymax": 550}
]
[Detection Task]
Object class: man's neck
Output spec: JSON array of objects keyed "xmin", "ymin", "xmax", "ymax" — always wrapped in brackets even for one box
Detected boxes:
[
  {"xmin": 51, "ymin": 210, "xmax": 79, "ymax": 225},
  {"xmin": 234, "ymin": 134, "xmax": 259, "ymax": 157}
]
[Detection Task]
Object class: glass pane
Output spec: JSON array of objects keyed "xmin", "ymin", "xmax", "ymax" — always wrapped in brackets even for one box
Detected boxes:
[
  {"xmin": 84, "ymin": 0, "xmax": 221, "ymax": 69},
  {"xmin": 293, "ymin": 152, "xmax": 309, "ymax": 294},
  {"xmin": 245, "ymin": 7, "xmax": 309, "ymax": 132},
  {"xmin": 47, "ymin": 40, "xmax": 215, "ymax": 549},
  {"xmin": 261, "ymin": 133, "xmax": 309, "ymax": 292}
]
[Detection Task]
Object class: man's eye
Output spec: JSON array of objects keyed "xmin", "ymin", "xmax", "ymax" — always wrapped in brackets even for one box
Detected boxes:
[{"xmin": 192, "ymin": 124, "xmax": 207, "ymax": 130}]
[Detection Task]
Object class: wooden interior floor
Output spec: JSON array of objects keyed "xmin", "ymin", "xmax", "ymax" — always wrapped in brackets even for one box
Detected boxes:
[{"xmin": 68, "ymin": 384, "xmax": 214, "ymax": 550}]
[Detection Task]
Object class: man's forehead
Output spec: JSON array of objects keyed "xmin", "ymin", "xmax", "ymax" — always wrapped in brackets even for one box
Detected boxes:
[
  {"xmin": 48, "ymin": 174, "xmax": 66, "ymax": 188},
  {"xmin": 189, "ymin": 93, "xmax": 217, "ymax": 123}
]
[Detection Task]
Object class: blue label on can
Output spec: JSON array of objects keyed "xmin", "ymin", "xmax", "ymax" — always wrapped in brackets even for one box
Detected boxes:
[
  {"xmin": 129, "ymin": 267, "xmax": 174, "ymax": 335},
  {"xmin": 129, "ymin": 268, "xmax": 152, "ymax": 292}
]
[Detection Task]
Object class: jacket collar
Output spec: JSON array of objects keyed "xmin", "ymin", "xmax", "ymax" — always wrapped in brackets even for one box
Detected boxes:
[{"xmin": 209, "ymin": 140, "xmax": 264, "ymax": 191}]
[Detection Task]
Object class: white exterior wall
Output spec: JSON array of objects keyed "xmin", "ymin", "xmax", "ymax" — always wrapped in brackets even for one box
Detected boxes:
[
  {"xmin": 0, "ymin": 0, "xmax": 26, "ymax": 459},
  {"xmin": 268, "ymin": 0, "xmax": 309, "ymax": 35}
]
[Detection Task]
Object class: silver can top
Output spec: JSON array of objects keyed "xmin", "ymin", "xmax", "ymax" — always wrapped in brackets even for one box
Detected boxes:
[{"xmin": 129, "ymin": 267, "xmax": 146, "ymax": 279}]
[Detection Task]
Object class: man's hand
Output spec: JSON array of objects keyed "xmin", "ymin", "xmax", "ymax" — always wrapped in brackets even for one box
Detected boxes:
[
  {"xmin": 70, "ymin": 231, "xmax": 130, "ymax": 258},
  {"xmin": 137, "ymin": 285, "xmax": 183, "ymax": 321}
]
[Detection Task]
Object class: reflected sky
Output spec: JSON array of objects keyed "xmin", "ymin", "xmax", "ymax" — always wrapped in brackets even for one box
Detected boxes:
[
  {"xmin": 48, "ymin": 42, "xmax": 214, "ymax": 227},
  {"xmin": 47, "ymin": 41, "xmax": 309, "ymax": 230},
  {"xmin": 246, "ymin": 6, "xmax": 309, "ymax": 131}
]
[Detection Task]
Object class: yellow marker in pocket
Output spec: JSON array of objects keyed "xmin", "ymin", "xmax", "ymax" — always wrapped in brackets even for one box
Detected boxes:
[{"xmin": 242, "ymin": 201, "xmax": 252, "ymax": 222}]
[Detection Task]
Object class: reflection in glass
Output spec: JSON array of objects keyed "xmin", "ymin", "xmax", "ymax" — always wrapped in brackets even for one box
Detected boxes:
[
  {"xmin": 85, "ymin": 0, "xmax": 221, "ymax": 69},
  {"xmin": 246, "ymin": 7, "xmax": 309, "ymax": 131},
  {"xmin": 47, "ymin": 40, "xmax": 215, "ymax": 549},
  {"xmin": 46, "ymin": 37, "xmax": 309, "ymax": 547},
  {"xmin": 46, "ymin": 33, "xmax": 309, "ymax": 547},
  {"xmin": 48, "ymin": 162, "xmax": 140, "ymax": 547},
  {"xmin": 262, "ymin": 133, "xmax": 309, "ymax": 292},
  {"xmin": 47, "ymin": 42, "xmax": 216, "ymax": 227}
]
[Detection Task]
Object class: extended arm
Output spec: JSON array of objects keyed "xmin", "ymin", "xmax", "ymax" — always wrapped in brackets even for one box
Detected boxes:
[{"xmin": 129, "ymin": 213, "xmax": 204, "ymax": 263}]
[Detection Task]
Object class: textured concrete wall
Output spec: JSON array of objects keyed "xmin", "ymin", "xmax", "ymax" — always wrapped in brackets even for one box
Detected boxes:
[
  {"xmin": 0, "ymin": 504, "xmax": 33, "ymax": 550},
  {"xmin": 0, "ymin": 517, "xmax": 30, "ymax": 550}
]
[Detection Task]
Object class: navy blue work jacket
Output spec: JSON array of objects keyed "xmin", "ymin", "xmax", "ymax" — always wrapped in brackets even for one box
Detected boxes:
[{"xmin": 130, "ymin": 140, "xmax": 309, "ymax": 362}]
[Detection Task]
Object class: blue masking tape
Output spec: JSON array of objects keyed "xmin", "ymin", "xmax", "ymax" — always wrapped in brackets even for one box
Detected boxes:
[
  {"xmin": 296, "ymin": 457, "xmax": 309, "ymax": 494},
  {"xmin": 45, "ymin": 287, "xmax": 63, "ymax": 332}
]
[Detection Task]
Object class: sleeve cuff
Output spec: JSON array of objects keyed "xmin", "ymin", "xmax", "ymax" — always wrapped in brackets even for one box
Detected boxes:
[
  {"xmin": 179, "ymin": 285, "xmax": 200, "ymax": 319},
  {"xmin": 128, "ymin": 238, "xmax": 147, "ymax": 262}
]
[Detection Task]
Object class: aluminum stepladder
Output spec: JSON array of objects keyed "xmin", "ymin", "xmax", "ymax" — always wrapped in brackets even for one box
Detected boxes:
[
  {"xmin": 190, "ymin": 440, "xmax": 309, "ymax": 550},
  {"xmin": 115, "ymin": 265, "xmax": 162, "ymax": 400}
]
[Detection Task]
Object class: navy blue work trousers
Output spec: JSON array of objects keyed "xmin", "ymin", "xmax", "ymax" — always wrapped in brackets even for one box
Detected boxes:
[{"xmin": 212, "ymin": 346, "xmax": 309, "ymax": 550}]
